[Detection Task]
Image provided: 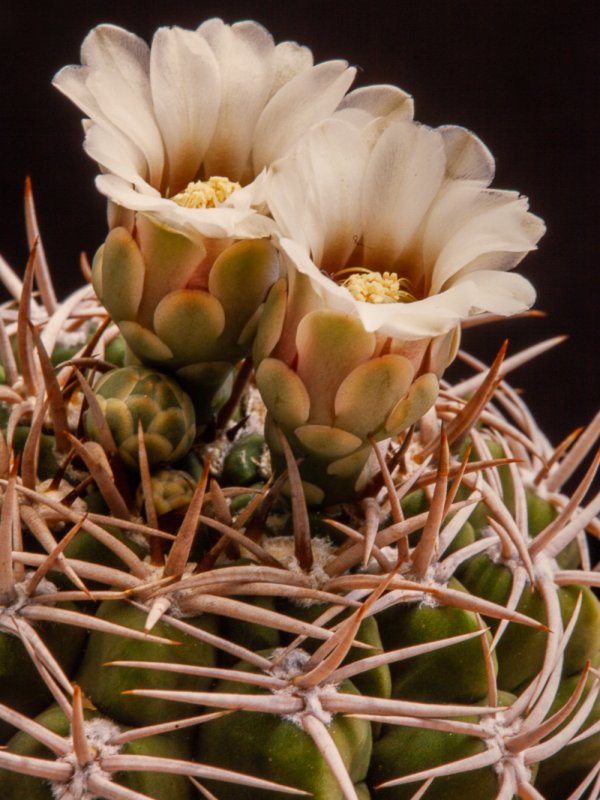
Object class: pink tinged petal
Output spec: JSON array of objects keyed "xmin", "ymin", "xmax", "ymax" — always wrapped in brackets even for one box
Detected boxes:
[
  {"xmin": 362, "ymin": 121, "xmax": 446, "ymax": 268},
  {"xmin": 252, "ymin": 61, "xmax": 356, "ymax": 173},
  {"xmin": 150, "ymin": 27, "xmax": 221, "ymax": 195},
  {"xmin": 198, "ymin": 19, "xmax": 276, "ymax": 181},
  {"xmin": 79, "ymin": 25, "xmax": 166, "ymax": 188},
  {"xmin": 438, "ymin": 125, "xmax": 495, "ymax": 183}
]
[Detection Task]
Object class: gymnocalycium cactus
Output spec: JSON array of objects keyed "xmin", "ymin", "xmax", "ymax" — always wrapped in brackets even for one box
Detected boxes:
[{"xmin": 0, "ymin": 16, "xmax": 598, "ymax": 800}]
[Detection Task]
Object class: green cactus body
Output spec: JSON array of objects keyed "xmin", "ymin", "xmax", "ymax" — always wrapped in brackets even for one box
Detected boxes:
[
  {"xmin": 370, "ymin": 713, "xmax": 500, "ymax": 800},
  {"xmin": 0, "ymin": 606, "xmax": 87, "ymax": 742},
  {"xmin": 197, "ymin": 660, "xmax": 372, "ymax": 800},
  {"xmin": 77, "ymin": 600, "xmax": 217, "ymax": 727},
  {"xmin": 279, "ymin": 601, "xmax": 392, "ymax": 701},
  {"xmin": 222, "ymin": 433, "xmax": 268, "ymax": 486},
  {"xmin": 458, "ymin": 554, "xmax": 600, "ymax": 690},
  {"xmin": 0, "ymin": 704, "xmax": 194, "ymax": 800},
  {"xmin": 377, "ymin": 578, "xmax": 495, "ymax": 704}
]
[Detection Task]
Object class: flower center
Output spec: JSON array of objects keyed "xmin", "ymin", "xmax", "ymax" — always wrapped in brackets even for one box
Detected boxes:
[
  {"xmin": 335, "ymin": 268, "xmax": 416, "ymax": 304},
  {"xmin": 170, "ymin": 177, "xmax": 241, "ymax": 209}
]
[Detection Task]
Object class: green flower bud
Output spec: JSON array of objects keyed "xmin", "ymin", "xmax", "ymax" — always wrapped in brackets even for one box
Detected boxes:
[{"xmin": 85, "ymin": 366, "xmax": 196, "ymax": 470}]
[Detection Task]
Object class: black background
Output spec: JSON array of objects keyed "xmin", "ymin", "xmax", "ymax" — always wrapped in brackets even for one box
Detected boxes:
[{"xmin": 0, "ymin": 0, "xmax": 598, "ymax": 447}]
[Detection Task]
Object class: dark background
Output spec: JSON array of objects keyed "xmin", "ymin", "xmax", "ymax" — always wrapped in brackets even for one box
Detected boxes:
[{"xmin": 0, "ymin": 0, "xmax": 598, "ymax": 447}]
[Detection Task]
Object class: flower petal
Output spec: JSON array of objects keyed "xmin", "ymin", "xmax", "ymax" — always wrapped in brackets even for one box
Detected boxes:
[
  {"xmin": 198, "ymin": 19, "xmax": 276, "ymax": 181},
  {"xmin": 79, "ymin": 24, "xmax": 165, "ymax": 188},
  {"xmin": 426, "ymin": 183, "xmax": 545, "ymax": 294},
  {"xmin": 150, "ymin": 27, "xmax": 221, "ymax": 194},
  {"xmin": 362, "ymin": 121, "xmax": 446, "ymax": 268},
  {"xmin": 457, "ymin": 269, "xmax": 536, "ymax": 315},
  {"xmin": 439, "ymin": 125, "xmax": 495, "ymax": 183},
  {"xmin": 268, "ymin": 119, "xmax": 368, "ymax": 268},
  {"xmin": 252, "ymin": 61, "xmax": 356, "ymax": 173}
]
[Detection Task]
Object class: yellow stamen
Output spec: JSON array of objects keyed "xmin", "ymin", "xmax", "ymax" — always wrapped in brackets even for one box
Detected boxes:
[
  {"xmin": 341, "ymin": 271, "xmax": 416, "ymax": 304},
  {"xmin": 171, "ymin": 176, "xmax": 241, "ymax": 209}
]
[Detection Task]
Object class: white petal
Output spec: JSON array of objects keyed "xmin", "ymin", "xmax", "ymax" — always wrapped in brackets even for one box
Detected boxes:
[
  {"xmin": 84, "ymin": 122, "xmax": 148, "ymax": 189},
  {"xmin": 150, "ymin": 27, "xmax": 221, "ymax": 195},
  {"xmin": 438, "ymin": 125, "xmax": 495, "ymax": 183},
  {"xmin": 427, "ymin": 184, "xmax": 545, "ymax": 293},
  {"xmin": 80, "ymin": 25, "xmax": 165, "ymax": 188},
  {"xmin": 95, "ymin": 174, "xmax": 271, "ymax": 239},
  {"xmin": 459, "ymin": 270, "xmax": 536, "ymax": 315},
  {"xmin": 279, "ymin": 238, "xmax": 476, "ymax": 340},
  {"xmin": 252, "ymin": 61, "xmax": 356, "ymax": 173},
  {"xmin": 198, "ymin": 19, "xmax": 276, "ymax": 181},
  {"xmin": 336, "ymin": 84, "xmax": 414, "ymax": 128},
  {"xmin": 362, "ymin": 121, "xmax": 446, "ymax": 267},
  {"xmin": 270, "ymin": 40, "xmax": 314, "ymax": 97},
  {"xmin": 267, "ymin": 119, "xmax": 368, "ymax": 268}
]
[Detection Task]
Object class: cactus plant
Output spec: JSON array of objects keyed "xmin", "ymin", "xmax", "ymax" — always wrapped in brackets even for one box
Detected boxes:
[{"xmin": 0, "ymin": 15, "xmax": 598, "ymax": 800}]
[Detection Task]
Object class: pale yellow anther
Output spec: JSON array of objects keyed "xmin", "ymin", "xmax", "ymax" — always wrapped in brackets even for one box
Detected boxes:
[
  {"xmin": 342, "ymin": 271, "xmax": 416, "ymax": 304},
  {"xmin": 171, "ymin": 176, "xmax": 241, "ymax": 209}
]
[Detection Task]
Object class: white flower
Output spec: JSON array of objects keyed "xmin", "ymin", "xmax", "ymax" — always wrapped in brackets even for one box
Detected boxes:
[
  {"xmin": 266, "ymin": 117, "xmax": 545, "ymax": 341},
  {"xmin": 53, "ymin": 19, "xmax": 412, "ymax": 241}
]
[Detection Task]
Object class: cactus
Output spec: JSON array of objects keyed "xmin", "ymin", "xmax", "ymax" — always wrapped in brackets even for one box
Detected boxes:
[{"xmin": 0, "ymin": 15, "xmax": 598, "ymax": 800}]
